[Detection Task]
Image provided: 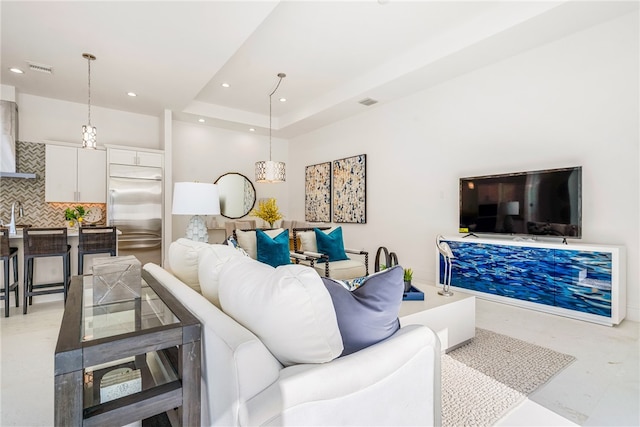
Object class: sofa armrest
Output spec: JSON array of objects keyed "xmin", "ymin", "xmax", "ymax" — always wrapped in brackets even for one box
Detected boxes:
[
  {"xmin": 344, "ymin": 247, "xmax": 366, "ymax": 256},
  {"xmin": 143, "ymin": 263, "xmax": 283, "ymax": 426},
  {"xmin": 344, "ymin": 248, "xmax": 369, "ymax": 275},
  {"xmin": 289, "ymin": 251, "xmax": 321, "ymax": 262},
  {"xmin": 243, "ymin": 324, "xmax": 441, "ymax": 426},
  {"xmin": 297, "ymin": 250, "xmax": 326, "ymax": 260}
]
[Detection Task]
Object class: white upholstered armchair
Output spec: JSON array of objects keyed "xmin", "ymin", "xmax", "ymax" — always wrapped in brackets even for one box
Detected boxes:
[{"xmin": 292, "ymin": 226, "xmax": 369, "ymax": 280}]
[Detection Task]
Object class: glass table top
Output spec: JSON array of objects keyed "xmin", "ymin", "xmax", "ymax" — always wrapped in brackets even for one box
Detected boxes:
[{"xmin": 81, "ymin": 275, "xmax": 179, "ymax": 342}]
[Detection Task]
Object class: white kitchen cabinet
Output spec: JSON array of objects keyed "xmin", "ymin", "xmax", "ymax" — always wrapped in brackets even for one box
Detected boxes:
[
  {"xmin": 109, "ymin": 148, "xmax": 163, "ymax": 167},
  {"xmin": 45, "ymin": 145, "xmax": 106, "ymax": 203}
]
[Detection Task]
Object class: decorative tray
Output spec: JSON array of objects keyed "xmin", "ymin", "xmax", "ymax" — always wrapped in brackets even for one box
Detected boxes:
[{"xmin": 403, "ymin": 286, "xmax": 424, "ymax": 301}]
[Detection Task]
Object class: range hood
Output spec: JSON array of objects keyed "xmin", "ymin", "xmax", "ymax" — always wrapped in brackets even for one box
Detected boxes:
[{"xmin": 1, "ymin": 100, "xmax": 37, "ymax": 179}]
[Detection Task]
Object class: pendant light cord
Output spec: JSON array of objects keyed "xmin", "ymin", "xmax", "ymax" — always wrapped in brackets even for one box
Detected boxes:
[
  {"xmin": 268, "ymin": 73, "xmax": 286, "ymax": 161},
  {"xmin": 87, "ymin": 56, "xmax": 91, "ymax": 126},
  {"xmin": 83, "ymin": 53, "xmax": 96, "ymax": 126}
]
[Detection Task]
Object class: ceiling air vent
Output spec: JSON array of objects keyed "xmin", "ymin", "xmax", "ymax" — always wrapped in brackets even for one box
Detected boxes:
[
  {"xmin": 358, "ymin": 97, "xmax": 378, "ymax": 106},
  {"xmin": 27, "ymin": 61, "xmax": 53, "ymax": 74}
]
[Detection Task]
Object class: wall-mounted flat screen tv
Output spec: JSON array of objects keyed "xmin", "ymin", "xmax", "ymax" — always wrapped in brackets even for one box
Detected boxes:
[{"xmin": 459, "ymin": 166, "xmax": 582, "ymax": 238}]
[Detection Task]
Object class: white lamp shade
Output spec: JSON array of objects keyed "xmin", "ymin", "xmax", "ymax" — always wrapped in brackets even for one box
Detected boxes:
[
  {"xmin": 255, "ymin": 160, "xmax": 286, "ymax": 183},
  {"xmin": 172, "ymin": 182, "xmax": 221, "ymax": 215}
]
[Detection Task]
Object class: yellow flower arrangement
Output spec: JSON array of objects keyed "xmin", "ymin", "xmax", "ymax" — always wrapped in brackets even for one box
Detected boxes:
[{"xmin": 250, "ymin": 198, "xmax": 283, "ymax": 228}]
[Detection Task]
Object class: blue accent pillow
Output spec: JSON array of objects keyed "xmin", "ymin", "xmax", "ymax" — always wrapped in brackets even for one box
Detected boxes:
[
  {"xmin": 314, "ymin": 227, "xmax": 349, "ymax": 262},
  {"xmin": 256, "ymin": 229, "xmax": 291, "ymax": 268},
  {"xmin": 321, "ymin": 265, "xmax": 404, "ymax": 356}
]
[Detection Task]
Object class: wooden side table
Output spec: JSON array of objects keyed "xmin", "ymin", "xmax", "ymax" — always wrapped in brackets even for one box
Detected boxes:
[{"xmin": 54, "ymin": 271, "xmax": 201, "ymax": 426}]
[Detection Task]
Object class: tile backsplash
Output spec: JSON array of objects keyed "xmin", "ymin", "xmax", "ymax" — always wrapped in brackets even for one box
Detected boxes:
[{"xmin": 0, "ymin": 141, "xmax": 106, "ymax": 227}]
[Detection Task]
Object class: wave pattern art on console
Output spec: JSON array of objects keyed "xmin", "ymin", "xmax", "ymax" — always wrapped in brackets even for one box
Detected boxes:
[{"xmin": 439, "ymin": 241, "xmax": 612, "ymax": 317}]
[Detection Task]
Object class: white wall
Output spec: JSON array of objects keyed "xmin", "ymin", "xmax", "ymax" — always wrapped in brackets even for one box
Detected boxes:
[
  {"xmin": 8, "ymin": 10, "xmax": 637, "ymax": 321},
  {"xmin": 16, "ymin": 93, "xmax": 161, "ymax": 148},
  {"xmin": 289, "ymin": 11, "xmax": 639, "ymax": 320},
  {"xmin": 170, "ymin": 120, "xmax": 289, "ymax": 242}
]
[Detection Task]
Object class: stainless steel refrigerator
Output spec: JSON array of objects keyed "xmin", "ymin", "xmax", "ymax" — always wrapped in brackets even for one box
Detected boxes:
[{"xmin": 108, "ymin": 164, "xmax": 163, "ymax": 265}]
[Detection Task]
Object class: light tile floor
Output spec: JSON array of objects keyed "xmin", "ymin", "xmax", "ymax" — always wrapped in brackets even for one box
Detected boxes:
[
  {"xmin": 477, "ymin": 298, "xmax": 640, "ymax": 426},
  {"xmin": 1, "ymin": 297, "xmax": 638, "ymax": 426}
]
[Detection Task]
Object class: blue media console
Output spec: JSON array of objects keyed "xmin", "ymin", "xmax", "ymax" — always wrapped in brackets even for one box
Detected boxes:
[{"xmin": 436, "ymin": 236, "xmax": 626, "ymax": 325}]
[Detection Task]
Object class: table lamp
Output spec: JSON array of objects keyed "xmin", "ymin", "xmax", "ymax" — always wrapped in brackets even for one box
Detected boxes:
[{"xmin": 172, "ymin": 182, "xmax": 220, "ymax": 243}]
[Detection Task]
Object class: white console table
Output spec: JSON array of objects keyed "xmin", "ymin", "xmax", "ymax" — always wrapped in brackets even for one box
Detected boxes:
[
  {"xmin": 400, "ymin": 284, "xmax": 475, "ymax": 352},
  {"xmin": 436, "ymin": 236, "xmax": 626, "ymax": 326}
]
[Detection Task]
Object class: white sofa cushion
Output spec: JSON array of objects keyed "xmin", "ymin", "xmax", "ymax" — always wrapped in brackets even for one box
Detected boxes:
[
  {"xmin": 313, "ymin": 259, "xmax": 367, "ymax": 280},
  {"xmin": 168, "ymin": 238, "xmax": 210, "ymax": 292},
  {"xmin": 243, "ymin": 325, "xmax": 440, "ymax": 426},
  {"xmin": 236, "ymin": 228, "xmax": 285, "ymax": 260},
  {"xmin": 198, "ymin": 244, "xmax": 247, "ymax": 308},
  {"xmin": 218, "ymin": 257, "xmax": 343, "ymax": 366}
]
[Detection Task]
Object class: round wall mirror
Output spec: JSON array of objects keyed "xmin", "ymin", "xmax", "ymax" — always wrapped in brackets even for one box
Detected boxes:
[{"xmin": 214, "ymin": 172, "xmax": 256, "ymax": 219}]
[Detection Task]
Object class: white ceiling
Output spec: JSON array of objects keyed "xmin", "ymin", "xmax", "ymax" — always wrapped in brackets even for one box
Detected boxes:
[{"xmin": 1, "ymin": 1, "xmax": 637, "ymax": 138}]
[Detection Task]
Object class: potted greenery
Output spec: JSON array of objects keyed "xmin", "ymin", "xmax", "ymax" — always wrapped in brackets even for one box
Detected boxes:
[
  {"xmin": 64, "ymin": 205, "xmax": 85, "ymax": 228},
  {"xmin": 403, "ymin": 268, "xmax": 413, "ymax": 292},
  {"xmin": 250, "ymin": 198, "xmax": 283, "ymax": 228}
]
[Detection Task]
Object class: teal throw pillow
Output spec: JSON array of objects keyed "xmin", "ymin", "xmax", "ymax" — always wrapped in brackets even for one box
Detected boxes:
[
  {"xmin": 256, "ymin": 229, "xmax": 291, "ymax": 268},
  {"xmin": 315, "ymin": 227, "xmax": 349, "ymax": 262}
]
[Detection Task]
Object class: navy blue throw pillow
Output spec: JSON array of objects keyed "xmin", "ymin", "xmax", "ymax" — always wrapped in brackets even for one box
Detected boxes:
[
  {"xmin": 322, "ymin": 265, "xmax": 404, "ymax": 356},
  {"xmin": 256, "ymin": 229, "xmax": 291, "ymax": 268}
]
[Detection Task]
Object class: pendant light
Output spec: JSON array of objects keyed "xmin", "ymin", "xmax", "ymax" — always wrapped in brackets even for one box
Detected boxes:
[
  {"xmin": 255, "ymin": 73, "xmax": 286, "ymax": 183},
  {"xmin": 81, "ymin": 53, "xmax": 97, "ymax": 149}
]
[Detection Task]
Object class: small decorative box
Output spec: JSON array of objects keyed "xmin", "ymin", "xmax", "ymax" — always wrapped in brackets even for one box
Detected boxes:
[
  {"xmin": 92, "ymin": 255, "xmax": 142, "ymax": 305},
  {"xmin": 403, "ymin": 285, "xmax": 425, "ymax": 301},
  {"xmin": 99, "ymin": 367, "xmax": 142, "ymax": 403}
]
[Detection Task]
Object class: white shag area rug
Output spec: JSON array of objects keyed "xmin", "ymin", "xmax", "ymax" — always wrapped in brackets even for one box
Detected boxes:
[{"xmin": 442, "ymin": 328, "xmax": 576, "ymax": 427}]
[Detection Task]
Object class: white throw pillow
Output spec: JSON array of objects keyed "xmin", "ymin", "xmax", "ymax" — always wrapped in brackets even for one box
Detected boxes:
[
  {"xmin": 218, "ymin": 257, "xmax": 343, "ymax": 366},
  {"xmin": 298, "ymin": 230, "xmax": 317, "ymax": 252},
  {"xmin": 168, "ymin": 238, "xmax": 210, "ymax": 292},
  {"xmin": 235, "ymin": 228, "xmax": 285, "ymax": 259},
  {"xmin": 198, "ymin": 244, "xmax": 248, "ymax": 308}
]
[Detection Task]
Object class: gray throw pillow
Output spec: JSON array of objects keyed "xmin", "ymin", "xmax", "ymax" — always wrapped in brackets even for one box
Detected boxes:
[{"xmin": 322, "ymin": 265, "xmax": 404, "ymax": 356}]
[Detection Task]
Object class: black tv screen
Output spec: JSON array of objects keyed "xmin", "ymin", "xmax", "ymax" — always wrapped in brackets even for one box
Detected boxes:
[{"xmin": 459, "ymin": 166, "xmax": 582, "ymax": 238}]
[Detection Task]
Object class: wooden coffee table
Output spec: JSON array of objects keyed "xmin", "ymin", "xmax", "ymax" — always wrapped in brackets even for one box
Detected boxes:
[
  {"xmin": 54, "ymin": 271, "xmax": 201, "ymax": 426},
  {"xmin": 399, "ymin": 284, "xmax": 475, "ymax": 352}
]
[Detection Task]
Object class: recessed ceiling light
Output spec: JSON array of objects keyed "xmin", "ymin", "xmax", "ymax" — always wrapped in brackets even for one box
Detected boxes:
[
  {"xmin": 198, "ymin": 118, "xmax": 205, "ymax": 123},
  {"xmin": 249, "ymin": 128, "xmax": 256, "ymax": 132},
  {"xmin": 279, "ymin": 98, "xmax": 287, "ymax": 102},
  {"xmin": 127, "ymin": 92, "xmax": 137, "ymax": 97},
  {"xmin": 221, "ymin": 83, "xmax": 230, "ymax": 88},
  {"xmin": 9, "ymin": 67, "xmax": 24, "ymax": 74}
]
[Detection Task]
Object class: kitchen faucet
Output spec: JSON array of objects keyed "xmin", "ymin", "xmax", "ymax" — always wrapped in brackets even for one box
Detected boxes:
[{"xmin": 7, "ymin": 201, "xmax": 23, "ymax": 235}]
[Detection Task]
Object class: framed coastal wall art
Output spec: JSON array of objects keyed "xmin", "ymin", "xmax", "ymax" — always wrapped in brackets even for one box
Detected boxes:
[
  {"xmin": 304, "ymin": 161, "xmax": 332, "ymax": 222},
  {"xmin": 332, "ymin": 154, "xmax": 366, "ymax": 224}
]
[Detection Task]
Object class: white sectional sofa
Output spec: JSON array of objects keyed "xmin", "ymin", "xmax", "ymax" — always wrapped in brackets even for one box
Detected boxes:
[{"xmin": 143, "ymin": 239, "xmax": 441, "ymax": 426}]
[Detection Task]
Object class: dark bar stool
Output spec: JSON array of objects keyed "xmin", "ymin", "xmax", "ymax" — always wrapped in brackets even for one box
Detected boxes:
[
  {"xmin": 23, "ymin": 228, "xmax": 71, "ymax": 314},
  {"xmin": 78, "ymin": 226, "xmax": 117, "ymax": 275},
  {"xmin": 0, "ymin": 227, "xmax": 19, "ymax": 317}
]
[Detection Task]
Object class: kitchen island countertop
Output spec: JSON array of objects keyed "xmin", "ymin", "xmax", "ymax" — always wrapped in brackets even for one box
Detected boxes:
[{"xmin": 8, "ymin": 228, "xmax": 122, "ymax": 239}]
